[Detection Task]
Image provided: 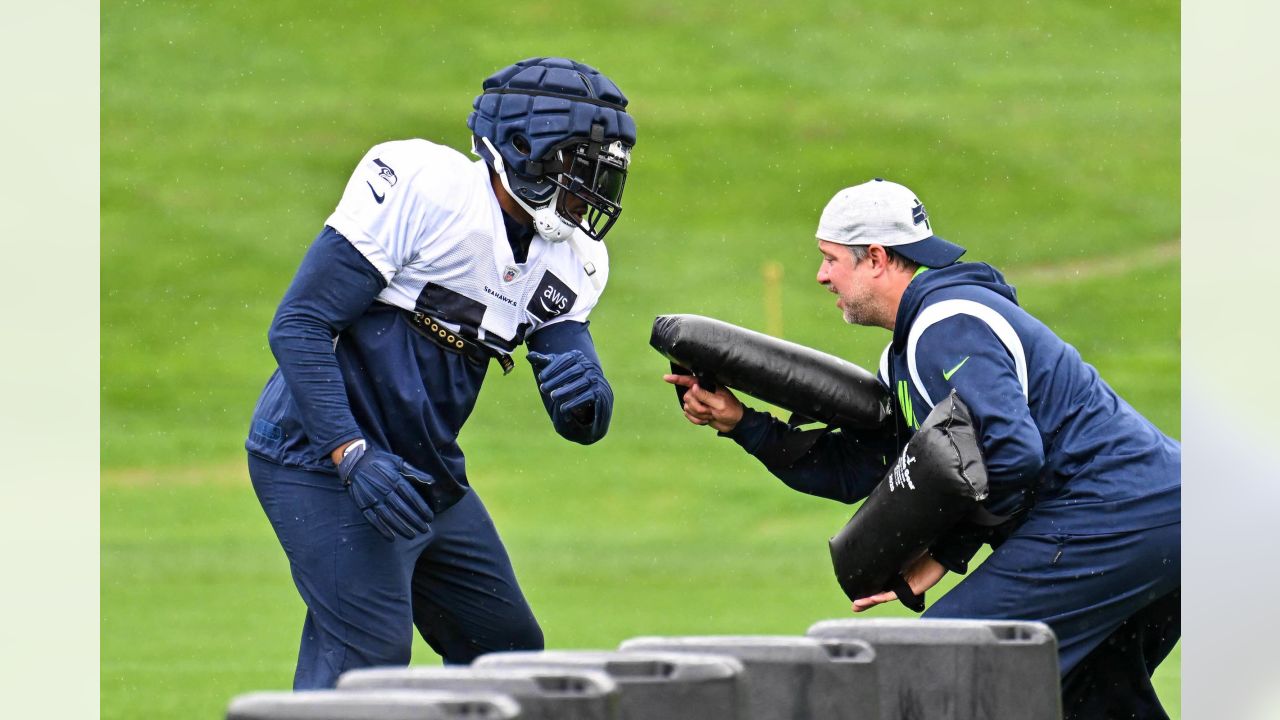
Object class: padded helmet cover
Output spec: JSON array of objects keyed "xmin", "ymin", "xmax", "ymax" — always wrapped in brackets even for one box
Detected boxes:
[{"xmin": 467, "ymin": 57, "xmax": 637, "ymax": 204}]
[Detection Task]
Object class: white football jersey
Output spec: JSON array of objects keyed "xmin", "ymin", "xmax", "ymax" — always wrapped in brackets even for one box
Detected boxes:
[{"xmin": 324, "ymin": 139, "xmax": 609, "ymax": 353}]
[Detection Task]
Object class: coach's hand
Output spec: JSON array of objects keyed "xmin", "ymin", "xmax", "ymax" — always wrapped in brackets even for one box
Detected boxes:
[
  {"xmin": 663, "ymin": 373, "xmax": 745, "ymax": 433},
  {"xmin": 852, "ymin": 553, "xmax": 947, "ymax": 613},
  {"xmin": 337, "ymin": 441, "xmax": 435, "ymax": 541},
  {"xmin": 528, "ymin": 350, "xmax": 613, "ymax": 443}
]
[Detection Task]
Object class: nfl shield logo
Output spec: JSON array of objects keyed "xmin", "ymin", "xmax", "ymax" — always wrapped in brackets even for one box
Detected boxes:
[{"xmin": 503, "ymin": 265, "xmax": 520, "ymax": 283}]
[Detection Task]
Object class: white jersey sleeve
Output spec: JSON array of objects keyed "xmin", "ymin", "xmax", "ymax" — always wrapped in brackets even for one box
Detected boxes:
[{"xmin": 324, "ymin": 139, "xmax": 471, "ymax": 282}]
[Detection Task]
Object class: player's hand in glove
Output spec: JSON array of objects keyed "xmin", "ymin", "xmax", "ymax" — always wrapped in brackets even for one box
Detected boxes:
[
  {"xmin": 527, "ymin": 349, "xmax": 613, "ymax": 444},
  {"xmin": 337, "ymin": 440, "xmax": 435, "ymax": 541}
]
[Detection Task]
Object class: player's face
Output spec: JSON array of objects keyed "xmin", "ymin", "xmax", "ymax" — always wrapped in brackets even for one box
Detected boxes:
[
  {"xmin": 547, "ymin": 141, "xmax": 629, "ymax": 240},
  {"xmin": 558, "ymin": 189, "xmax": 588, "ymax": 225},
  {"xmin": 816, "ymin": 240, "xmax": 881, "ymax": 327}
]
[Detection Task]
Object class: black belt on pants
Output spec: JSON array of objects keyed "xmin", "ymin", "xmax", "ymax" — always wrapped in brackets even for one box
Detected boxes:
[{"xmin": 404, "ymin": 311, "xmax": 514, "ymax": 375}]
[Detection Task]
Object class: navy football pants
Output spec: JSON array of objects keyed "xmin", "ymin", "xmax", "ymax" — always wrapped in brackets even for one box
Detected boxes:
[
  {"xmin": 925, "ymin": 522, "xmax": 1180, "ymax": 718},
  {"xmin": 248, "ymin": 454, "xmax": 544, "ymax": 689}
]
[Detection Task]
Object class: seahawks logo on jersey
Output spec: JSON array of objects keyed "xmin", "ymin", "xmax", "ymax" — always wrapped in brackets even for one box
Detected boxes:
[
  {"xmin": 373, "ymin": 158, "xmax": 398, "ymax": 186},
  {"xmin": 528, "ymin": 272, "xmax": 576, "ymax": 321}
]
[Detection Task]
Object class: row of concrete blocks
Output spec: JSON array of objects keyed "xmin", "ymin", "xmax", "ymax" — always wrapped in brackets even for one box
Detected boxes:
[{"xmin": 227, "ymin": 618, "xmax": 1063, "ymax": 719}]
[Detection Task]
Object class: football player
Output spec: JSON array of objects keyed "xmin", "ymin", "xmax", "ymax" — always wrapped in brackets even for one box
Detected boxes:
[{"xmin": 245, "ymin": 57, "xmax": 636, "ymax": 688}]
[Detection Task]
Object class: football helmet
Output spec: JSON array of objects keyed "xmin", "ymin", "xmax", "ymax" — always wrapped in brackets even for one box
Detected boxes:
[{"xmin": 467, "ymin": 57, "xmax": 637, "ymax": 243}]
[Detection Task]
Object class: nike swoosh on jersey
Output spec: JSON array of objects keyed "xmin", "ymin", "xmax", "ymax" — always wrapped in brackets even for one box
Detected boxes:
[
  {"xmin": 942, "ymin": 356, "xmax": 970, "ymax": 381},
  {"xmin": 366, "ymin": 181, "xmax": 386, "ymax": 204}
]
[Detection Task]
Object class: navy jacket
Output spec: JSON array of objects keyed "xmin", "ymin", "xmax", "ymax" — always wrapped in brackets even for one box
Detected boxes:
[{"xmin": 727, "ymin": 262, "xmax": 1180, "ymax": 566}]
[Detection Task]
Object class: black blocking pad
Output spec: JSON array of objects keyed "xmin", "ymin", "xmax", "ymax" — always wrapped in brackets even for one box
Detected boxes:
[
  {"xmin": 828, "ymin": 391, "xmax": 989, "ymax": 607},
  {"xmin": 650, "ymin": 314, "xmax": 892, "ymax": 430}
]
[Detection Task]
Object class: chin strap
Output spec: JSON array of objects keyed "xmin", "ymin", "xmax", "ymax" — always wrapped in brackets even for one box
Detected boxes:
[
  {"xmin": 531, "ymin": 204, "xmax": 576, "ymax": 243},
  {"xmin": 477, "ymin": 136, "xmax": 574, "ymax": 240}
]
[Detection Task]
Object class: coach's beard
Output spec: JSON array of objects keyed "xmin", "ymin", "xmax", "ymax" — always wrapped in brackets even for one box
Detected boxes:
[{"xmin": 838, "ymin": 289, "xmax": 885, "ymax": 328}]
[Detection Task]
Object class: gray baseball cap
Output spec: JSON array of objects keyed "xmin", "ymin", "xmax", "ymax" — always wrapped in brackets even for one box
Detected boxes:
[{"xmin": 816, "ymin": 178, "xmax": 966, "ymax": 267}]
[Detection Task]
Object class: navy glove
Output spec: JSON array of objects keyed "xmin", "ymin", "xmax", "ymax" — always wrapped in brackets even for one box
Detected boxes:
[
  {"xmin": 527, "ymin": 349, "xmax": 613, "ymax": 444},
  {"xmin": 337, "ymin": 441, "xmax": 435, "ymax": 541}
]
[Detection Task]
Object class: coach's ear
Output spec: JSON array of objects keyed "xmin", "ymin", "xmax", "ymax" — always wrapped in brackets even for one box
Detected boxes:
[{"xmin": 864, "ymin": 244, "xmax": 894, "ymax": 276}]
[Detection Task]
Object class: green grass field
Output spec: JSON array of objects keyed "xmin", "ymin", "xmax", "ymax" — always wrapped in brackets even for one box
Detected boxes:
[{"xmin": 102, "ymin": 1, "xmax": 1180, "ymax": 717}]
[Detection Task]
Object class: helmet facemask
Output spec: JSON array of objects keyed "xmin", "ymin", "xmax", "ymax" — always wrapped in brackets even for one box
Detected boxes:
[
  {"xmin": 544, "ymin": 136, "xmax": 630, "ymax": 242},
  {"xmin": 478, "ymin": 128, "xmax": 630, "ymax": 244}
]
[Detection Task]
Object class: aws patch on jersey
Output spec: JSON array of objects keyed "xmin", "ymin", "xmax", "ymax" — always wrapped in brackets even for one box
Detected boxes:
[{"xmin": 527, "ymin": 272, "xmax": 577, "ymax": 322}]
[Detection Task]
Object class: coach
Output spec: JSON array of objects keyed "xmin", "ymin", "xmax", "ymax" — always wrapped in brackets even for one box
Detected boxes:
[{"xmin": 665, "ymin": 178, "xmax": 1181, "ymax": 718}]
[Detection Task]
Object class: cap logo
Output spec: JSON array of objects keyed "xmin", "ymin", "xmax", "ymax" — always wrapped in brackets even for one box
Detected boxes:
[{"xmin": 911, "ymin": 200, "xmax": 930, "ymax": 230}]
